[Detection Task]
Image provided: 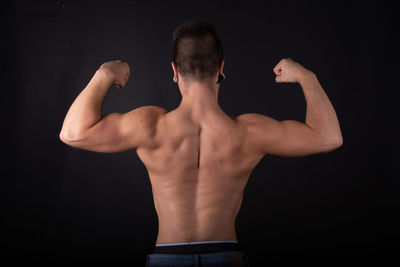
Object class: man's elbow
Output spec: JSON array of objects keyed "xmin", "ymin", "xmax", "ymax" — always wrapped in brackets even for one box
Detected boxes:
[
  {"xmin": 59, "ymin": 128, "xmax": 83, "ymax": 143},
  {"xmin": 322, "ymin": 133, "xmax": 343, "ymax": 152}
]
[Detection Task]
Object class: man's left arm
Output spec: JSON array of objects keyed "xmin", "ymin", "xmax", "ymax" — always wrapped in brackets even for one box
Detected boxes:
[{"xmin": 59, "ymin": 60, "xmax": 166, "ymax": 153}]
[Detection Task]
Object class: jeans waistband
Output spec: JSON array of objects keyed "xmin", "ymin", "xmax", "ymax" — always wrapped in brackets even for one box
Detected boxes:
[{"xmin": 153, "ymin": 240, "xmax": 242, "ymax": 254}]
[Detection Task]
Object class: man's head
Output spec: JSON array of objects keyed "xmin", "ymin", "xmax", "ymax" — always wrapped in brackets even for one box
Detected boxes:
[{"xmin": 171, "ymin": 19, "xmax": 225, "ymax": 85}]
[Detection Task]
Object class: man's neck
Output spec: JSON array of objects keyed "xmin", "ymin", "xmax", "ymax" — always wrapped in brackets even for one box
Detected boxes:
[{"xmin": 177, "ymin": 81, "xmax": 221, "ymax": 116}]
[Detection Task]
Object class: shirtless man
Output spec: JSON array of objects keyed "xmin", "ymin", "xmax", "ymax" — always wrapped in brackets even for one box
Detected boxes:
[{"xmin": 59, "ymin": 19, "xmax": 342, "ymax": 266}]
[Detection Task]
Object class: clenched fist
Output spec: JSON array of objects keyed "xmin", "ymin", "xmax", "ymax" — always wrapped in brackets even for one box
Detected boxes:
[
  {"xmin": 99, "ymin": 60, "xmax": 131, "ymax": 89},
  {"xmin": 273, "ymin": 58, "xmax": 312, "ymax": 83}
]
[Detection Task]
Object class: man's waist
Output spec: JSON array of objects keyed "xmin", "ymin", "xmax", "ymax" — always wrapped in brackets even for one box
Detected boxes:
[{"xmin": 153, "ymin": 240, "xmax": 242, "ymax": 254}]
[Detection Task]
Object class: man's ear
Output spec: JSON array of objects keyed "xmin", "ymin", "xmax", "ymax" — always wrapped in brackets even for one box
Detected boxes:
[
  {"xmin": 219, "ymin": 59, "xmax": 226, "ymax": 80},
  {"xmin": 171, "ymin": 61, "xmax": 178, "ymax": 83},
  {"xmin": 217, "ymin": 59, "xmax": 226, "ymax": 83}
]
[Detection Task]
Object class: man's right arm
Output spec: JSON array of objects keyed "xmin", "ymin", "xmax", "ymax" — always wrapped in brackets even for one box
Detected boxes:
[{"xmin": 238, "ymin": 58, "xmax": 343, "ymax": 157}]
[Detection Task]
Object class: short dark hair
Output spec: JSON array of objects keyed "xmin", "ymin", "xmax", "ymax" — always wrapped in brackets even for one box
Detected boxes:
[{"xmin": 172, "ymin": 19, "xmax": 224, "ymax": 83}]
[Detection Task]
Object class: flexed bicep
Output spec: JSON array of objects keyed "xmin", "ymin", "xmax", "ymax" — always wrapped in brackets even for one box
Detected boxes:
[
  {"xmin": 238, "ymin": 113, "xmax": 339, "ymax": 157},
  {"xmin": 60, "ymin": 106, "xmax": 166, "ymax": 153}
]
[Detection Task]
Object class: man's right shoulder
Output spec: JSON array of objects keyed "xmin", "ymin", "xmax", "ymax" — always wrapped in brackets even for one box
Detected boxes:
[
  {"xmin": 234, "ymin": 113, "xmax": 273, "ymax": 125},
  {"xmin": 234, "ymin": 113, "xmax": 282, "ymax": 143}
]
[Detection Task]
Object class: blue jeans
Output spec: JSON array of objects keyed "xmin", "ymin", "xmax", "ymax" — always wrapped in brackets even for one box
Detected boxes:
[
  {"xmin": 146, "ymin": 241, "xmax": 251, "ymax": 267},
  {"xmin": 146, "ymin": 251, "xmax": 251, "ymax": 267}
]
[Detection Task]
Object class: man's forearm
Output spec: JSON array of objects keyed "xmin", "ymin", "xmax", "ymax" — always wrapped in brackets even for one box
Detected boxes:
[
  {"xmin": 299, "ymin": 71, "xmax": 342, "ymax": 141},
  {"xmin": 60, "ymin": 69, "xmax": 114, "ymax": 140}
]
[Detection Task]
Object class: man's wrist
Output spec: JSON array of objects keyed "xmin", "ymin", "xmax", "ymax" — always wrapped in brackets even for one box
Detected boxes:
[
  {"xmin": 95, "ymin": 67, "xmax": 115, "ymax": 85},
  {"xmin": 297, "ymin": 69, "xmax": 316, "ymax": 84}
]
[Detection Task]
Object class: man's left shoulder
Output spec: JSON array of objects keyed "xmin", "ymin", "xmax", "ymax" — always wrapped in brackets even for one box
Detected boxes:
[
  {"xmin": 128, "ymin": 105, "xmax": 168, "ymax": 129},
  {"xmin": 129, "ymin": 105, "xmax": 168, "ymax": 117},
  {"xmin": 147, "ymin": 105, "xmax": 169, "ymax": 115},
  {"xmin": 141, "ymin": 106, "xmax": 169, "ymax": 122},
  {"xmin": 122, "ymin": 105, "xmax": 168, "ymax": 146}
]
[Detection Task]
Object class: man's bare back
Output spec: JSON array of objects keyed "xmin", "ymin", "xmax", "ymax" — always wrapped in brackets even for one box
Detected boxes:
[
  {"xmin": 136, "ymin": 105, "xmax": 264, "ymax": 244},
  {"xmin": 59, "ymin": 18, "xmax": 343, "ymax": 265},
  {"xmin": 60, "ymin": 58, "xmax": 343, "ymax": 248}
]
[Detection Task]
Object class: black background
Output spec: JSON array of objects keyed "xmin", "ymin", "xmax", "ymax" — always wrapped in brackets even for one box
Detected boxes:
[{"xmin": 2, "ymin": 0, "xmax": 398, "ymax": 265}]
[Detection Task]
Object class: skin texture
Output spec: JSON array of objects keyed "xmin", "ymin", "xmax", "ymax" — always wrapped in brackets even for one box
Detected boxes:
[{"xmin": 60, "ymin": 58, "xmax": 342, "ymax": 244}]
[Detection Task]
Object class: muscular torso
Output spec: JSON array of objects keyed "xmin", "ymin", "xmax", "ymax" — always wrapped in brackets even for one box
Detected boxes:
[{"xmin": 136, "ymin": 106, "xmax": 264, "ymax": 244}]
